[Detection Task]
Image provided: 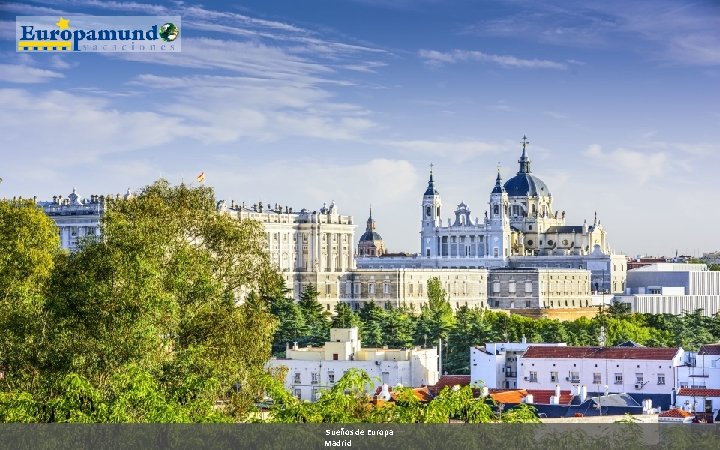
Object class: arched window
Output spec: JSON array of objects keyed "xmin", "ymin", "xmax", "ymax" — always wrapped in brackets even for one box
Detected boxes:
[{"xmin": 493, "ymin": 205, "xmax": 499, "ymax": 215}]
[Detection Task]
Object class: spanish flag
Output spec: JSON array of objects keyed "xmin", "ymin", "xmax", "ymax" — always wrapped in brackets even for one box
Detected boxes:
[{"xmin": 196, "ymin": 171, "xmax": 205, "ymax": 183}]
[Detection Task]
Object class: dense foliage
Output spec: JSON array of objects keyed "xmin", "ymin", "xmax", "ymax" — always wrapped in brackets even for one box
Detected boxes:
[{"xmin": 0, "ymin": 181, "xmax": 279, "ymax": 422}]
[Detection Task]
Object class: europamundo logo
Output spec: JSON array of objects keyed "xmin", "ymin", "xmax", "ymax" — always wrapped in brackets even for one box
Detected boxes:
[{"xmin": 16, "ymin": 16, "xmax": 181, "ymax": 52}]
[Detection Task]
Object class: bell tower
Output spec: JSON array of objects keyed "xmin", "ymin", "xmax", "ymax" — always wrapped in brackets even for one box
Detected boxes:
[
  {"xmin": 487, "ymin": 169, "xmax": 510, "ymax": 259},
  {"xmin": 420, "ymin": 164, "xmax": 442, "ymax": 258}
]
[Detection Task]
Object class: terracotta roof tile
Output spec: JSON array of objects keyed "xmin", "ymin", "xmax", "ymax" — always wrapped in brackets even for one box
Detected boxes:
[
  {"xmin": 677, "ymin": 388, "xmax": 720, "ymax": 397},
  {"xmin": 522, "ymin": 346, "xmax": 680, "ymax": 360},
  {"xmin": 659, "ymin": 408, "xmax": 693, "ymax": 418},
  {"xmin": 698, "ymin": 344, "xmax": 720, "ymax": 355},
  {"xmin": 428, "ymin": 375, "xmax": 471, "ymax": 395},
  {"xmin": 525, "ymin": 389, "xmax": 574, "ymax": 405},
  {"xmin": 489, "ymin": 390, "xmax": 527, "ymax": 404}
]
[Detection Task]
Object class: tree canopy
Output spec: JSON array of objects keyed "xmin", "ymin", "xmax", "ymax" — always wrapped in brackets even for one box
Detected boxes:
[{"xmin": 0, "ymin": 180, "xmax": 279, "ymax": 422}]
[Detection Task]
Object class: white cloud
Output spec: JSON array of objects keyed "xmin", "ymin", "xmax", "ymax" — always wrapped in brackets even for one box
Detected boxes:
[
  {"xmin": 419, "ymin": 49, "xmax": 568, "ymax": 69},
  {"xmin": 583, "ymin": 144, "xmax": 668, "ymax": 183},
  {"xmin": 130, "ymin": 73, "xmax": 376, "ymax": 142},
  {"xmin": 0, "ymin": 88, "xmax": 190, "ymax": 163},
  {"xmin": 380, "ymin": 138, "xmax": 505, "ymax": 162},
  {"xmin": 0, "ymin": 64, "xmax": 64, "ymax": 83}
]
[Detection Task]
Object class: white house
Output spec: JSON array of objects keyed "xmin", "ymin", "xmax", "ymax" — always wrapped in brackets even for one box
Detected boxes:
[
  {"xmin": 677, "ymin": 343, "xmax": 720, "ymax": 390},
  {"xmin": 267, "ymin": 328, "xmax": 438, "ymax": 401},
  {"xmin": 470, "ymin": 339, "xmax": 567, "ymax": 389},
  {"xmin": 517, "ymin": 346, "xmax": 684, "ymax": 398}
]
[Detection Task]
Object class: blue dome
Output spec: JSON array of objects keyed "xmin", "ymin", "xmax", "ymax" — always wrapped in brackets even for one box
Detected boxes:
[
  {"xmin": 359, "ymin": 230, "xmax": 383, "ymax": 242},
  {"xmin": 503, "ymin": 173, "xmax": 551, "ymax": 197}
]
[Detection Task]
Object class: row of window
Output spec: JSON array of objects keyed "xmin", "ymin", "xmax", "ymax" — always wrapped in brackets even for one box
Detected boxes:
[
  {"xmin": 527, "ymin": 371, "xmax": 665, "ymax": 385},
  {"xmin": 293, "ymin": 371, "xmax": 336, "ymax": 385}
]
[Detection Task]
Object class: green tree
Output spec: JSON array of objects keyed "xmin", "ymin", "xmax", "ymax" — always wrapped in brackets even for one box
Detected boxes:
[
  {"xmin": 2, "ymin": 180, "xmax": 279, "ymax": 422},
  {"xmin": 0, "ymin": 199, "xmax": 60, "ymax": 391},
  {"xmin": 331, "ymin": 303, "xmax": 362, "ymax": 329},
  {"xmin": 297, "ymin": 284, "xmax": 330, "ymax": 347},
  {"xmin": 359, "ymin": 302, "xmax": 386, "ymax": 347},
  {"xmin": 415, "ymin": 278, "xmax": 455, "ymax": 347},
  {"xmin": 382, "ymin": 306, "xmax": 416, "ymax": 349}
]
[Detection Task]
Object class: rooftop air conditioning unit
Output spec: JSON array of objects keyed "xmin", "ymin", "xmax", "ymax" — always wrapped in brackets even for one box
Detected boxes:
[
  {"xmin": 375, "ymin": 361, "xmax": 381, "ymax": 366},
  {"xmin": 523, "ymin": 377, "xmax": 528, "ymax": 380},
  {"xmin": 635, "ymin": 383, "xmax": 643, "ymax": 389},
  {"xmin": 565, "ymin": 377, "xmax": 570, "ymax": 381}
]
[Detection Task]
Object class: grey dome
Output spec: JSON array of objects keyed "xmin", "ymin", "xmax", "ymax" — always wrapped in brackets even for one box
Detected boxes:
[
  {"xmin": 359, "ymin": 230, "xmax": 383, "ymax": 242},
  {"xmin": 504, "ymin": 173, "xmax": 550, "ymax": 197}
]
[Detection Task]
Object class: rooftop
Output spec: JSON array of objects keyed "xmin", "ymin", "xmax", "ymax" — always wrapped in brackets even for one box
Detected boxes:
[
  {"xmin": 677, "ymin": 388, "xmax": 720, "ymax": 397},
  {"xmin": 522, "ymin": 346, "xmax": 681, "ymax": 360},
  {"xmin": 658, "ymin": 408, "xmax": 693, "ymax": 418},
  {"xmin": 698, "ymin": 343, "xmax": 720, "ymax": 355}
]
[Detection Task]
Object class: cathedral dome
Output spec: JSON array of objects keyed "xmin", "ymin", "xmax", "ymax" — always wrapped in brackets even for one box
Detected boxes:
[
  {"xmin": 504, "ymin": 173, "xmax": 550, "ymax": 197},
  {"xmin": 503, "ymin": 135, "xmax": 551, "ymax": 197}
]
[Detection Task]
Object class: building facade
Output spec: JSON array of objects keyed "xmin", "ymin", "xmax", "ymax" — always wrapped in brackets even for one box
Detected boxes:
[
  {"xmin": 339, "ymin": 268, "xmax": 489, "ymax": 311},
  {"xmin": 487, "ymin": 267, "xmax": 591, "ymax": 309},
  {"xmin": 470, "ymin": 341, "xmax": 568, "ymax": 389},
  {"xmin": 221, "ymin": 200, "xmax": 356, "ymax": 304},
  {"xmin": 38, "ymin": 188, "xmax": 113, "ymax": 251},
  {"xmin": 267, "ymin": 328, "xmax": 438, "ymax": 401},
  {"xmin": 616, "ymin": 263, "xmax": 720, "ymax": 317},
  {"xmin": 516, "ymin": 345, "xmax": 684, "ymax": 408},
  {"xmin": 357, "ymin": 138, "xmax": 626, "ymax": 294}
]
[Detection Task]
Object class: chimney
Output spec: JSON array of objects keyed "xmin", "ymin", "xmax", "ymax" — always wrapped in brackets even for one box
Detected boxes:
[
  {"xmin": 379, "ymin": 384, "xmax": 391, "ymax": 401},
  {"xmin": 555, "ymin": 384, "xmax": 561, "ymax": 403},
  {"xmin": 480, "ymin": 386, "xmax": 489, "ymax": 397},
  {"xmin": 525, "ymin": 394, "xmax": 534, "ymax": 404},
  {"xmin": 580, "ymin": 385, "xmax": 587, "ymax": 402}
]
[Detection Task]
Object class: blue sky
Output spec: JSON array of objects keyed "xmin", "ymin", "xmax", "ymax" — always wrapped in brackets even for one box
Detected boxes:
[{"xmin": 0, "ymin": 0, "xmax": 718, "ymax": 257}]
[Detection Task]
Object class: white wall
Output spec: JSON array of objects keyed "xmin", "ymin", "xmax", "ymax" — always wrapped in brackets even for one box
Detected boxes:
[{"xmin": 517, "ymin": 356, "xmax": 682, "ymax": 396}]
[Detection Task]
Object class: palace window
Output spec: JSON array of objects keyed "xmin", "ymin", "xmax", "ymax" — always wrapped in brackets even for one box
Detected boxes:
[{"xmin": 614, "ymin": 373, "xmax": 623, "ymax": 384}]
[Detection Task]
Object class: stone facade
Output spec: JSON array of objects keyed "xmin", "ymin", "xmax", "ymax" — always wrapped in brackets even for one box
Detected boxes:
[
  {"xmin": 487, "ymin": 267, "xmax": 592, "ymax": 309},
  {"xmin": 221, "ymin": 200, "xmax": 355, "ymax": 301}
]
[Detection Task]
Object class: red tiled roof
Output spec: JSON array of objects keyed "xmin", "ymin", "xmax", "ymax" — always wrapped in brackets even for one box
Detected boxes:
[
  {"xmin": 525, "ymin": 389, "xmax": 574, "ymax": 405},
  {"xmin": 522, "ymin": 346, "xmax": 680, "ymax": 360},
  {"xmin": 659, "ymin": 408, "xmax": 693, "ymax": 418},
  {"xmin": 489, "ymin": 389, "xmax": 527, "ymax": 404},
  {"xmin": 678, "ymin": 388, "xmax": 720, "ymax": 397},
  {"xmin": 698, "ymin": 344, "xmax": 720, "ymax": 355},
  {"xmin": 428, "ymin": 375, "xmax": 471, "ymax": 395}
]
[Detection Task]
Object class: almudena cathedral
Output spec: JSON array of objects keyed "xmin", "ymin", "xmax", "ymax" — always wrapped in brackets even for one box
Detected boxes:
[{"xmin": 37, "ymin": 138, "xmax": 627, "ymax": 318}]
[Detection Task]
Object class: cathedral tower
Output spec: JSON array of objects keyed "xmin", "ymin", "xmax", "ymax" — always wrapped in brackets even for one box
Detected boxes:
[
  {"xmin": 487, "ymin": 170, "xmax": 511, "ymax": 258},
  {"xmin": 420, "ymin": 165, "xmax": 442, "ymax": 258}
]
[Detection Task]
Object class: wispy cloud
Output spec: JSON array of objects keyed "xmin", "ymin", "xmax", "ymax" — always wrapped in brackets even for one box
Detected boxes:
[
  {"xmin": 463, "ymin": 0, "xmax": 720, "ymax": 66},
  {"xmin": 544, "ymin": 111, "xmax": 568, "ymax": 120},
  {"xmin": 0, "ymin": 88, "xmax": 190, "ymax": 162},
  {"xmin": 379, "ymin": 138, "xmax": 506, "ymax": 162},
  {"xmin": 0, "ymin": 64, "xmax": 64, "ymax": 83},
  {"xmin": 584, "ymin": 144, "xmax": 669, "ymax": 183},
  {"xmin": 418, "ymin": 49, "xmax": 568, "ymax": 69}
]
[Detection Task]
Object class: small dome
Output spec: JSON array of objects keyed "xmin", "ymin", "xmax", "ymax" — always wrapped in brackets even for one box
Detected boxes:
[{"xmin": 359, "ymin": 230, "xmax": 383, "ymax": 242}]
